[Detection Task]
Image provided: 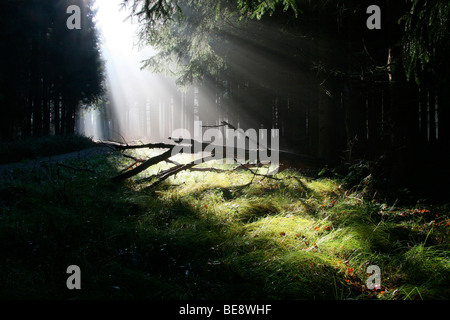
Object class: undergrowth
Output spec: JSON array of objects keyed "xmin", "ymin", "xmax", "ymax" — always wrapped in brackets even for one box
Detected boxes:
[
  {"xmin": 0, "ymin": 135, "xmax": 96, "ymax": 164},
  {"xmin": 0, "ymin": 149, "xmax": 448, "ymax": 300}
]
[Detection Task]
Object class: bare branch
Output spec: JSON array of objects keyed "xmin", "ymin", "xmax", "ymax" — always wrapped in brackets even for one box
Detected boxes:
[
  {"xmin": 121, "ymin": 153, "xmax": 146, "ymax": 163},
  {"xmin": 144, "ymin": 155, "xmax": 216, "ymax": 189},
  {"xmin": 108, "ymin": 120, "xmax": 315, "ymax": 184},
  {"xmin": 56, "ymin": 162, "xmax": 99, "ymax": 175},
  {"xmin": 111, "ymin": 149, "xmax": 174, "ymax": 182},
  {"xmin": 114, "ymin": 142, "xmax": 177, "ymax": 151},
  {"xmin": 233, "ymin": 160, "xmax": 282, "ymax": 181}
]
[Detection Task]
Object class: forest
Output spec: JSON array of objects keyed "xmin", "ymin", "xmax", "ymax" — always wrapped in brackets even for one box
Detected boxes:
[{"xmin": 0, "ymin": 0, "xmax": 449, "ymax": 305}]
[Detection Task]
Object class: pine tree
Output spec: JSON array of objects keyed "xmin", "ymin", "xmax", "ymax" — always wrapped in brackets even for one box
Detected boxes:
[{"xmin": 0, "ymin": 0, "xmax": 104, "ymax": 139}]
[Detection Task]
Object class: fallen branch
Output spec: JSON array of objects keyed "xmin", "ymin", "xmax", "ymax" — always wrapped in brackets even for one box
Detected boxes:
[
  {"xmin": 119, "ymin": 153, "xmax": 146, "ymax": 173},
  {"xmin": 145, "ymin": 155, "xmax": 216, "ymax": 190},
  {"xmin": 111, "ymin": 149, "xmax": 173, "ymax": 182},
  {"xmin": 56, "ymin": 162, "xmax": 99, "ymax": 175},
  {"xmin": 114, "ymin": 142, "xmax": 177, "ymax": 151},
  {"xmin": 121, "ymin": 153, "xmax": 145, "ymax": 163},
  {"xmin": 235, "ymin": 162, "xmax": 282, "ymax": 181},
  {"xmin": 164, "ymin": 158, "xmax": 234, "ymax": 173},
  {"xmin": 112, "ymin": 137, "xmax": 271, "ymax": 162},
  {"xmin": 107, "ymin": 119, "xmax": 321, "ymax": 186}
]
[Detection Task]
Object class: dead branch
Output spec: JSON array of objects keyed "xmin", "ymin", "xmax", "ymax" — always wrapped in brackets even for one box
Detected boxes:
[
  {"xmin": 56, "ymin": 162, "xmax": 99, "ymax": 175},
  {"xmin": 119, "ymin": 153, "xmax": 146, "ymax": 173},
  {"xmin": 114, "ymin": 142, "xmax": 177, "ymax": 151},
  {"xmin": 108, "ymin": 119, "xmax": 320, "ymax": 186},
  {"xmin": 185, "ymin": 167, "xmax": 234, "ymax": 173},
  {"xmin": 167, "ymin": 136, "xmax": 275, "ymax": 163},
  {"xmin": 120, "ymin": 153, "xmax": 145, "ymax": 163},
  {"xmin": 233, "ymin": 160, "xmax": 282, "ymax": 182},
  {"xmin": 201, "ymin": 122, "xmax": 228, "ymax": 129},
  {"xmin": 165, "ymin": 158, "xmax": 234, "ymax": 173},
  {"xmin": 144, "ymin": 155, "xmax": 216, "ymax": 190},
  {"xmin": 200, "ymin": 121, "xmax": 263, "ymax": 150},
  {"xmin": 110, "ymin": 140, "xmax": 282, "ymax": 183},
  {"xmin": 111, "ymin": 149, "xmax": 173, "ymax": 182}
]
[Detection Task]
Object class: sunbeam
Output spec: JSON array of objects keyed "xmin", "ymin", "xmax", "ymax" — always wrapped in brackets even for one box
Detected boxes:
[{"xmin": 79, "ymin": 0, "xmax": 189, "ymax": 143}]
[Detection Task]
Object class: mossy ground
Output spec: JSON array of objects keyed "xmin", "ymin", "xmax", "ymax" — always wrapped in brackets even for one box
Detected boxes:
[{"xmin": 0, "ymin": 145, "xmax": 449, "ymax": 300}]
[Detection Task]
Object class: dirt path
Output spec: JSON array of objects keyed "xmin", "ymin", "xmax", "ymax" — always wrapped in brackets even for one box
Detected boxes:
[{"xmin": 0, "ymin": 143, "xmax": 116, "ymax": 178}]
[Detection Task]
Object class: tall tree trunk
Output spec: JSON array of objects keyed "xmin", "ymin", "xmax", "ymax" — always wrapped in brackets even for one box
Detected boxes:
[
  {"xmin": 314, "ymin": 34, "xmax": 337, "ymax": 162},
  {"xmin": 387, "ymin": 49, "xmax": 419, "ymax": 186},
  {"xmin": 65, "ymin": 99, "xmax": 77, "ymax": 135},
  {"xmin": 42, "ymin": 77, "xmax": 50, "ymax": 135},
  {"xmin": 317, "ymin": 81, "xmax": 334, "ymax": 160},
  {"xmin": 385, "ymin": 1, "xmax": 418, "ymax": 186},
  {"xmin": 53, "ymin": 83, "xmax": 61, "ymax": 135},
  {"xmin": 22, "ymin": 88, "xmax": 33, "ymax": 138},
  {"xmin": 437, "ymin": 77, "xmax": 450, "ymax": 148},
  {"xmin": 61, "ymin": 98, "xmax": 66, "ymax": 135},
  {"xmin": 31, "ymin": 40, "xmax": 42, "ymax": 137}
]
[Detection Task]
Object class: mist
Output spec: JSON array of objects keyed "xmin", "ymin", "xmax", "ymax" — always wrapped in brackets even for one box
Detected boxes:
[
  {"xmin": 77, "ymin": 0, "xmax": 288, "ymax": 148},
  {"xmin": 78, "ymin": 0, "xmax": 193, "ymax": 144}
]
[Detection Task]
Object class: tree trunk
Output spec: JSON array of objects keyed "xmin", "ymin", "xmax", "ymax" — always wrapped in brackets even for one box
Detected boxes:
[
  {"xmin": 42, "ymin": 78, "xmax": 50, "ymax": 135},
  {"xmin": 60, "ymin": 98, "xmax": 66, "ymax": 135},
  {"xmin": 31, "ymin": 40, "xmax": 42, "ymax": 137},
  {"xmin": 385, "ymin": 1, "xmax": 418, "ymax": 186},
  {"xmin": 53, "ymin": 88, "xmax": 61, "ymax": 135},
  {"xmin": 65, "ymin": 99, "xmax": 77, "ymax": 135},
  {"xmin": 387, "ymin": 47, "xmax": 419, "ymax": 186},
  {"xmin": 317, "ymin": 82, "xmax": 334, "ymax": 160}
]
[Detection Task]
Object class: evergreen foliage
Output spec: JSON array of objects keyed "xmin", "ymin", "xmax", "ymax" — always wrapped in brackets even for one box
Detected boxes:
[
  {"xmin": 123, "ymin": 0, "xmax": 450, "ymax": 190},
  {"xmin": 0, "ymin": 0, "xmax": 104, "ymax": 140},
  {"xmin": 399, "ymin": 0, "xmax": 450, "ymax": 84},
  {"xmin": 122, "ymin": 0, "xmax": 300, "ymax": 87}
]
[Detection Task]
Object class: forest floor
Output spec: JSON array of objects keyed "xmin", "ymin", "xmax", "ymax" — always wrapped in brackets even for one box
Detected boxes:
[
  {"xmin": 0, "ymin": 137, "xmax": 449, "ymax": 300},
  {"xmin": 0, "ymin": 144, "xmax": 114, "ymax": 178}
]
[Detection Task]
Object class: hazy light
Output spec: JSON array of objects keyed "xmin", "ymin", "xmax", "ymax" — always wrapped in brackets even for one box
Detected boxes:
[
  {"xmin": 77, "ymin": 0, "xmax": 291, "ymax": 152},
  {"xmin": 79, "ymin": 0, "xmax": 187, "ymax": 143}
]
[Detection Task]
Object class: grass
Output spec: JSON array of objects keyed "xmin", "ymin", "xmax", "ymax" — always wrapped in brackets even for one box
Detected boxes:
[{"xmin": 0, "ymin": 147, "xmax": 449, "ymax": 300}]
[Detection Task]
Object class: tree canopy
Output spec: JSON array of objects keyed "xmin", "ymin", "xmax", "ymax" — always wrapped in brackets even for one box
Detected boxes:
[
  {"xmin": 122, "ymin": 0, "xmax": 302, "ymax": 86},
  {"xmin": 123, "ymin": 0, "xmax": 449, "ymax": 88},
  {"xmin": 119, "ymin": 0, "xmax": 450, "ymax": 189}
]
